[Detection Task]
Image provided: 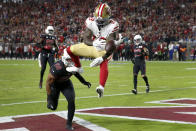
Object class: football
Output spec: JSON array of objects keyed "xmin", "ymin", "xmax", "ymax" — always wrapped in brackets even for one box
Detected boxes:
[{"xmin": 105, "ymin": 40, "xmax": 116, "ymax": 53}]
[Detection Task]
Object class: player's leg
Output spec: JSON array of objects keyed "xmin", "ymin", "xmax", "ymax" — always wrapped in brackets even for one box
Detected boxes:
[
  {"xmin": 47, "ymin": 85, "xmax": 60, "ymax": 110},
  {"xmin": 96, "ymin": 60, "xmax": 108, "ymax": 98},
  {"xmin": 132, "ymin": 64, "xmax": 139, "ymax": 94},
  {"xmin": 67, "ymin": 43, "xmax": 105, "ymax": 67},
  {"xmin": 48, "ymin": 53, "xmax": 55, "ymax": 67},
  {"xmin": 141, "ymin": 63, "xmax": 150, "ymax": 93},
  {"xmin": 61, "ymin": 80, "xmax": 75, "ymax": 130},
  {"xmin": 39, "ymin": 53, "xmax": 48, "ymax": 89},
  {"xmin": 67, "ymin": 46, "xmax": 81, "ymax": 67}
]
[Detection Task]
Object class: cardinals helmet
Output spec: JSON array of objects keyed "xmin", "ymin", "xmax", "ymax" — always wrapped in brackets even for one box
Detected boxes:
[
  {"xmin": 62, "ymin": 49, "xmax": 74, "ymax": 67},
  {"xmin": 134, "ymin": 35, "xmax": 142, "ymax": 45},
  {"xmin": 45, "ymin": 26, "xmax": 54, "ymax": 35}
]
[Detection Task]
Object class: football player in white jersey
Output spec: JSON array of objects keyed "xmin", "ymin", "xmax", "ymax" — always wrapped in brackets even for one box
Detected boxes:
[{"xmin": 64, "ymin": 3, "xmax": 123, "ymax": 98}]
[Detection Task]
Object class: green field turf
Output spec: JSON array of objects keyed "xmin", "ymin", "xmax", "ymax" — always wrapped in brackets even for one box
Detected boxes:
[{"xmin": 0, "ymin": 60, "xmax": 196, "ymax": 131}]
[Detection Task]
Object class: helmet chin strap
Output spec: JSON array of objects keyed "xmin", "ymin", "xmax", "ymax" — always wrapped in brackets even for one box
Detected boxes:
[{"xmin": 135, "ymin": 42, "xmax": 140, "ymax": 46}]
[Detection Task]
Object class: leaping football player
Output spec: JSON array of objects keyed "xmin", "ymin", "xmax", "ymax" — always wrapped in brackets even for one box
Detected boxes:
[
  {"xmin": 131, "ymin": 34, "xmax": 150, "ymax": 95},
  {"xmin": 64, "ymin": 3, "xmax": 123, "ymax": 98},
  {"xmin": 37, "ymin": 26, "xmax": 59, "ymax": 89}
]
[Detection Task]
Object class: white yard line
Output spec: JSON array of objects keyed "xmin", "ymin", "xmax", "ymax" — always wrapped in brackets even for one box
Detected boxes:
[
  {"xmin": 1, "ymin": 86, "xmax": 196, "ymax": 106},
  {"xmin": 186, "ymin": 68, "xmax": 196, "ymax": 70}
]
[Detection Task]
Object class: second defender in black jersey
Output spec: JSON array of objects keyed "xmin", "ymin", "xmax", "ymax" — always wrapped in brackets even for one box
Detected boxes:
[
  {"xmin": 37, "ymin": 26, "xmax": 59, "ymax": 89},
  {"xmin": 131, "ymin": 35, "xmax": 150, "ymax": 95},
  {"xmin": 46, "ymin": 53, "xmax": 91, "ymax": 130}
]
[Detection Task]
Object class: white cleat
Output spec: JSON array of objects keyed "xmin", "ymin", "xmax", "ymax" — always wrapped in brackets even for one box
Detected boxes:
[{"xmin": 96, "ymin": 85, "xmax": 104, "ymax": 98}]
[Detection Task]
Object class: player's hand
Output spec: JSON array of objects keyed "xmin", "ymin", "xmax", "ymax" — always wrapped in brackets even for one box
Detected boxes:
[
  {"xmin": 114, "ymin": 33, "xmax": 123, "ymax": 46},
  {"xmin": 90, "ymin": 57, "xmax": 104, "ymax": 67},
  {"xmin": 131, "ymin": 58, "xmax": 135, "ymax": 64},
  {"xmin": 83, "ymin": 81, "xmax": 91, "ymax": 88},
  {"xmin": 93, "ymin": 38, "xmax": 106, "ymax": 51}
]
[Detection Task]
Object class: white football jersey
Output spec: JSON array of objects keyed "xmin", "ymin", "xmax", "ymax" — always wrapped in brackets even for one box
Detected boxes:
[{"xmin": 85, "ymin": 17, "xmax": 119, "ymax": 40}]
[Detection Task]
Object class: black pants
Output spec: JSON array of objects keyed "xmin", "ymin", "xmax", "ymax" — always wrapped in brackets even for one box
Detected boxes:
[
  {"xmin": 133, "ymin": 62, "xmax": 146, "ymax": 75},
  {"xmin": 47, "ymin": 79, "xmax": 75, "ymax": 125},
  {"xmin": 40, "ymin": 52, "xmax": 55, "ymax": 82},
  {"xmin": 193, "ymin": 51, "xmax": 196, "ymax": 61}
]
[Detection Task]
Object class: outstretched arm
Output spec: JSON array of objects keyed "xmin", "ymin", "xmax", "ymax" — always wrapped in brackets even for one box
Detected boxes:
[{"xmin": 74, "ymin": 72, "xmax": 91, "ymax": 88}]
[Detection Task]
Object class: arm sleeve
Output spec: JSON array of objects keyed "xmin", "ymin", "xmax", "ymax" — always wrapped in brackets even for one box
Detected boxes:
[{"xmin": 74, "ymin": 72, "xmax": 86, "ymax": 84}]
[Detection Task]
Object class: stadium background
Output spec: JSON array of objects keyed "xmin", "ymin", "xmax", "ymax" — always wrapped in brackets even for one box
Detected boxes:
[{"xmin": 0, "ymin": 0, "xmax": 195, "ymax": 61}]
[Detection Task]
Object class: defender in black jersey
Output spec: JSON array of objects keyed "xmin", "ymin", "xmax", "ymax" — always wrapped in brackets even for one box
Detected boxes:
[
  {"xmin": 46, "ymin": 54, "xmax": 91, "ymax": 130},
  {"xmin": 37, "ymin": 26, "xmax": 59, "ymax": 89},
  {"xmin": 131, "ymin": 35, "xmax": 150, "ymax": 95}
]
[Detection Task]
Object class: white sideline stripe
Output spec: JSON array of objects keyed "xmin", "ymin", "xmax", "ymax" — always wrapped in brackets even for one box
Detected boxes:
[
  {"xmin": 75, "ymin": 105, "xmax": 196, "ymax": 125},
  {"xmin": 76, "ymin": 112, "xmax": 196, "ymax": 125},
  {"xmin": 0, "ymin": 111, "xmax": 109, "ymax": 131},
  {"xmin": 0, "ymin": 128, "xmax": 29, "ymax": 131},
  {"xmin": 145, "ymin": 98, "xmax": 196, "ymax": 106},
  {"xmin": 1, "ymin": 87, "xmax": 196, "ymax": 106},
  {"xmin": 176, "ymin": 112, "xmax": 196, "ymax": 115}
]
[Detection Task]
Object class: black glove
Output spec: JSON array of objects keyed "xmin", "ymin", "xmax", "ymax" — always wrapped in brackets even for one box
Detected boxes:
[
  {"xmin": 131, "ymin": 58, "xmax": 135, "ymax": 64},
  {"xmin": 83, "ymin": 81, "xmax": 91, "ymax": 88}
]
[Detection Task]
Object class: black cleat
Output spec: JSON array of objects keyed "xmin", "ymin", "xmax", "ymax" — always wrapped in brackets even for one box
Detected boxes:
[
  {"xmin": 66, "ymin": 124, "xmax": 74, "ymax": 130},
  {"xmin": 146, "ymin": 85, "xmax": 150, "ymax": 93},
  {"xmin": 132, "ymin": 89, "xmax": 137, "ymax": 95}
]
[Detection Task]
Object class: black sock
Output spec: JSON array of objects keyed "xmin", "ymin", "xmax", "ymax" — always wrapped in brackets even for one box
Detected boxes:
[
  {"xmin": 134, "ymin": 75, "xmax": 137, "ymax": 90},
  {"xmin": 143, "ymin": 76, "xmax": 149, "ymax": 87},
  {"xmin": 67, "ymin": 101, "xmax": 75, "ymax": 125}
]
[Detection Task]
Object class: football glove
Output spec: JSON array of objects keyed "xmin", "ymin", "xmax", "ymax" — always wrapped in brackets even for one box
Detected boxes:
[
  {"xmin": 66, "ymin": 66, "xmax": 79, "ymax": 73},
  {"xmin": 114, "ymin": 33, "xmax": 123, "ymax": 46},
  {"xmin": 83, "ymin": 81, "xmax": 91, "ymax": 88},
  {"xmin": 93, "ymin": 38, "xmax": 106, "ymax": 51},
  {"xmin": 90, "ymin": 57, "xmax": 104, "ymax": 67},
  {"xmin": 131, "ymin": 58, "xmax": 135, "ymax": 64}
]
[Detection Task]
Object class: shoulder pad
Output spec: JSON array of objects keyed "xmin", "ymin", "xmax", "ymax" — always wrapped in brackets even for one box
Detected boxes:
[
  {"xmin": 110, "ymin": 20, "xmax": 119, "ymax": 33},
  {"xmin": 85, "ymin": 17, "xmax": 95, "ymax": 28}
]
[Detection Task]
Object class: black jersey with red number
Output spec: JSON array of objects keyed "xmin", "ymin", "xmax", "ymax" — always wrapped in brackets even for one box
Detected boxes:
[
  {"xmin": 133, "ymin": 43, "xmax": 146, "ymax": 63},
  {"xmin": 50, "ymin": 60, "xmax": 72, "ymax": 82},
  {"xmin": 40, "ymin": 34, "xmax": 57, "ymax": 53}
]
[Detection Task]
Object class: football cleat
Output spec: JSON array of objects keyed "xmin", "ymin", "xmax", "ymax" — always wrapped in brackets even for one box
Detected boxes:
[
  {"xmin": 96, "ymin": 85, "xmax": 104, "ymax": 98},
  {"xmin": 66, "ymin": 124, "xmax": 74, "ymax": 130},
  {"xmin": 146, "ymin": 85, "xmax": 150, "ymax": 93},
  {"xmin": 131, "ymin": 89, "xmax": 137, "ymax": 95}
]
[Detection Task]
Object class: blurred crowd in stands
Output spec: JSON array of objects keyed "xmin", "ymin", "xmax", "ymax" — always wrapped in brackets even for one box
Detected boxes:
[{"xmin": 0, "ymin": 0, "xmax": 196, "ymax": 61}]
